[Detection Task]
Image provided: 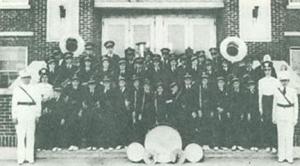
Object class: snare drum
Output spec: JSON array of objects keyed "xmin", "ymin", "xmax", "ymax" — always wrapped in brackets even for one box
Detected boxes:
[{"xmin": 144, "ymin": 125, "xmax": 182, "ymax": 163}]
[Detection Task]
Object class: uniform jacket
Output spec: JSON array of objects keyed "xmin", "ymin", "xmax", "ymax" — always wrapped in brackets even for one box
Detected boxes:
[{"xmin": 273, "ymin": 86, "xmax": 299, "ymax": 124}]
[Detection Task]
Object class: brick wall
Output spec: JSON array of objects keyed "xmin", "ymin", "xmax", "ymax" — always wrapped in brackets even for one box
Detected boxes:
[{"xmin": 0, "ymin": 95, "xmax": 16, "ymax": 147}]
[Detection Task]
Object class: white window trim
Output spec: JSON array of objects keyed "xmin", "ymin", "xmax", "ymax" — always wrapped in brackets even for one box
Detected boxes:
[
  {"xmin": 0, "ymin": 31, "xmax": 34, "ymax": 37},
  {"xmin": 284, "ymin": 31, "xmax": 300, "ymax": 36},
  {"xmin": 287, "ymin": 1, "xmax": 300, "ymax": 9},
  {"xmin": 0, "ymin": 46, "xmax": 28, "ymax": 94},
  {"xmin": 0, "ymin": 1, "xmax": 30, "ymax": 9}
]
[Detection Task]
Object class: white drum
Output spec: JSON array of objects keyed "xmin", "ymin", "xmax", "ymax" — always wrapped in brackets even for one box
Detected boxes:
[
  {"xmin": 184, "ymin": 143, "xmax": 204, "ymax": 163},
  {"xmin": 126, "ymin": 142, "xmax": 145, "ymax": 162},
  {"xmin": 144, "ymin": 125, "xmax": 182, "ymax": 163}
]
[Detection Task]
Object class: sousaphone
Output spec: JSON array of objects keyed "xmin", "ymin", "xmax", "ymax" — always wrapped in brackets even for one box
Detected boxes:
[
  {"xmin": 59, "ymin": 33, "xmax": 85, "ymax": 57},
  {"xmin": 220, "ymin": 36, "xmax": 247, "ymax": 63}
]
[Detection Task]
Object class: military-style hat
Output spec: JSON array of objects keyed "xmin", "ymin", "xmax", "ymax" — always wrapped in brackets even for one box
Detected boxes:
[
  {"xmin": 136, "ymin": 42, "xmax": 146, "ymax": 47},
  {"xmin": 104, "ymin": 41, "xmax": 115, "ymax": 48},
  {"xmin": 161, "ymin": 48, "xmax": 171, "ymax": 54},
  {"xmin": 191, "ymin": 55, "xmax": 198, "ymax": 62},
  {"xmin": 102, "ymin": 75, "xmax": 111, "ymax": 82},
  {"xmin": 52, "ymin": 48, "xmax": 61, "ymax": 55},
  {"xmin": 84, "ymin": 56, "xmax": 92, "ymax": 62},
  {"xmin": 125, "ymin": 47, "xmax": 135, "ymax": 56},
  {"xmin": 65, "ymin": 52, "xmax": 73, "ymax": 59},
  {"xmin": 247, "ymin": 79, "xmax": 256, "ymax": 85},
  {"xmin": 156, "ymin": 81, "xmax": 164, "ymax": 88},
  {"xmin": 278, "ymin": 71, "xmax": 290, "ymax": 81},
  {"xmin": 231, "ymin": 77, "xmax": 240, "ymax": 83},
  {"xmin": 19, "ymin": 69, "xmax": 31, "ymax": 78},
  {"xmin": 201, "ymin": 73, "xmax": 209, "ymax": 79},
  {"xmin": 53, "ymin": 85, "xmax": 63, "ymax": 92},
  {"xmin": 185, "ymin": 47, "xmax": 194, "ymax": 55},
  {"xmin": 39, "ymin": 68, "xmax": 49, "ymax": 76},
  {"xmin": 216, "ymin": 76, "xmax": 225, "ymax": 81},
  {"xmin": 47, "ymin": 58, "xmax": 56, "ymax": 64},
  {"xmin": 87, "ymin": 78, "xmax": 96, "ymax": 84},
  {"xmin": 71, "ymin": 75, "xmax": 79, "ymax": 81},
  {"xmin": 132, "ymin": 75, "xmax": 140, "ymax": 81},
  {"xmin": 170, "ymin": 81, "xmax": 178, "ymax": 88},
  {"xmin": 119, "ymin": 58, "xmax": 127, "ymax": 65},
  {"xmin": 102, "ymin": 56, "xmax": 110, "ymax": 62},
  {"xmin": 153, "ymin": 54, "xmax": 161, "ymax": 62},
  {"xmin": 209, "ymin": 47, "xmax": 218, "ymax": 53},
  {"xmin": 169, "ymin": 54, "xmax": 177, "ymax": 62},
  {"xmin": 134, "ymin": 57, "xmax": 144, "ymax": 64},
  {"xmin": 205, "ymin": 59, "xmax": 213, "ymax": 66},
  {"xmin": 262, "ymin": 61, "xmax": 273, "ymax": 69},
  {"xmin": 119, "ymin": 76, "xmax": 126, "ymax": 81},
  {"xmin": 180, "ymin": 54, "xmax": 188, "ymax": 61},
  {"xmin": 85, "ymin": 42, "xmax": 94, "ymax": 50},
  {"xmin": 143, "ymin": 78, "xmax": 151, "ymax": 85},
  {"xmin": 184, "ymin": 73, "xmax": 192, "ymax": 79}
]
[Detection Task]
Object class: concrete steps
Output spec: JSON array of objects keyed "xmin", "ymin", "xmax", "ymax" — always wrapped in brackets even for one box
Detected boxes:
[{"xmin": 1, "ymin": 147, "xmax": 300, "ymax": 160}]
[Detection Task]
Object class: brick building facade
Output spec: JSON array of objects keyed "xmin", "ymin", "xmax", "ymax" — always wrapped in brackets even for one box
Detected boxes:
[{"xmin": 0, "ymin": 0, "xmax": 300, "ymax": 147}]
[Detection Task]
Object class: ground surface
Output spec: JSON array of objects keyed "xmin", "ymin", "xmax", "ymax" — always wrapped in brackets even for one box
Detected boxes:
[{"xmin": 0, "ymin": 148, "xmax": 299, "ymax": 166}]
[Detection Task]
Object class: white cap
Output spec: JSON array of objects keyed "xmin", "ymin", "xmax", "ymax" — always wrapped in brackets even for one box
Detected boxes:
[
  {"xmin": 278, "ymin": 71, "xmax": 290, "ymax": 81},
  {"xmin": 263, "ymin": 54, "xmax": 272, "ymax": 62},
  {"xmin": 19, "ymin": 69, "xmax": 31, "ymax": 78}
]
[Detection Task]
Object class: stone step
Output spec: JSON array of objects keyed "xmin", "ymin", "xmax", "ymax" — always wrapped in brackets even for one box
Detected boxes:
[{"xmin": 1, "ymin": 147, "xmax": 300, "ymax": 160}]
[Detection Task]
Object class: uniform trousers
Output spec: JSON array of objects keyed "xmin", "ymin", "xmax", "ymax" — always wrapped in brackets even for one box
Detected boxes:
[
  {"xmin": 262, "ymin": 95, "xmax": 277, "ymax": 147},
  {"xmin": 277, "ymin": 121, "xmax": 295, "ymax": 161},
  {"xmin": 15, "ymin": 109, "xmax": 37, "ymax": 163}
]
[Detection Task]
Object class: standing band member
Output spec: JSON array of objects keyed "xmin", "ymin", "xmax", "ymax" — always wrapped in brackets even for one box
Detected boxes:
[
  {"xmin": 273, "ymin": 71, "xmax": 298, "ymax": 163},
  {"xmin": 12, "ymin": 70, "xmax": 42, "ymax": 165},
  {"xmin": 258, "ymin": 61, "xmax": 280, "ymax": 153}
]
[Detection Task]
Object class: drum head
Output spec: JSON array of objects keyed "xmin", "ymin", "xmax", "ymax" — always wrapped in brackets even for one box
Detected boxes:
[
  {"xmin": 144, "ymin": 125, "xmax": 182, "ymax": 163},
  {"xmin": 127, "ymin": 142, "xmax": 145, "ymax": 162},
  {"xmin": 184, "ymin": 143, "xmax": 204, "ymax": 163}
]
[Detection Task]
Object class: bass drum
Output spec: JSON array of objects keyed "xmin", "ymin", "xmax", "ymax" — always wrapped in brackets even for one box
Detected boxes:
[{"xmin": 144, "ymin": 125, "xmax": 182, "ymax": 163}]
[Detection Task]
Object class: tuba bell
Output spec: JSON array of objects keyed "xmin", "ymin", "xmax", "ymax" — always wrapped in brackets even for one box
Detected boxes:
[
  {"xmin": 220, "ymin": 36, "xmax": 247, "ymax": 63},
  {"xmin": 59, "ymin": 34, "xmax": 85, "ymax": 57}
]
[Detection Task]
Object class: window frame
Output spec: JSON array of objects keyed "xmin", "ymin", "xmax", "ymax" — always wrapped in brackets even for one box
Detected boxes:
[
  {"xmin": 0, "ymin": 46, "xmax": 28, "ymax": 93},
  {"xmin": 287, "ymin": 0, "xmax": 300, "ymax": 9},
  {"xmin": 0, "ymin": 0, "xmax": 30, "ymax": 9}
]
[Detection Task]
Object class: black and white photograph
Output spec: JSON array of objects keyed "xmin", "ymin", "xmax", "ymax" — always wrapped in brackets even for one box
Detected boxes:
[{"xmin": 0, "ymin": 0, "xmax": 300, "ymax": 165}]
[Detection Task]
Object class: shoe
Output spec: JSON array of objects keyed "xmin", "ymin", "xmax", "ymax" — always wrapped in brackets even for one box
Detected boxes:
[
  {"xmin": 52, "ymin": 147, "xmax": 57, "ymax": 152},
  {"xmin": 203, "ymin": 145, "xmax": 210, "ymax": 150},
  {"xmin": 265, "ymin": 147, "xmax": 271, "ymax": 152},
  {"xmin": 108, "ymin": 147, "xmax": 113, "ymax": 151},
  {"xmin": 57, "ymin": 148, "xmax": 62, "ymax": 151},
  {"xmin": 92, "ymin": 147, "xmax": 97, "ymax": 151},
  {"xmin": 231, "ymin": 145, "xmax": 237, "ymax": 151},
  {"xmin": 99, "ymin": 147, "xmax": 104, "ymax": 151},
  {"xmin": 115, "ymin": 145, "xmax": 122, "ymax": 150},
  {"xmin": 287, "ymin": 160, "xmax": 293, "ymax": 164},
  {"xmin": 250, "ymin": 147, "xmax": 255, "ymax": 151},
  {"xmin": 37, "ymin": 149, "xmax": 41, "ymax": 152},
  {"xmin": 86, "ymin": 146, "xmax": 92, "ymax": 151},
  {"xmin": 222, "ymin": 147, "xmax": 229, "ymax": 151},
  {"xmin": 213, "ymin": 146, "xmax": 219, "ymax": 151},
  {"xmin": 68, "ymin": 146, "xmax": 74, "ymax": 151},
  {"xmin": 271, "ymin": 148, "xmax": 277, "ymax": 153},
  {"xmin": 73, "ymin": 146, "xmax": 79, "ymax": 151},
  {"xmin": 237, "ymin": 146, "xmax": 244, "ymax": 151},
  {"xmin": 278, "ymin": 159, "xmax": 284, "ymax": 163}
]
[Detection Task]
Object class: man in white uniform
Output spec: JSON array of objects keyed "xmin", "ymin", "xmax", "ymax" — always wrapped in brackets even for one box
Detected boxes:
[
  {"xmin": 12, "ymin": 70, "xmax": 42, "ymax": 165},
  {"xmin": 273, "ymin": 71, "xmax": 298, "ymax": 163}
]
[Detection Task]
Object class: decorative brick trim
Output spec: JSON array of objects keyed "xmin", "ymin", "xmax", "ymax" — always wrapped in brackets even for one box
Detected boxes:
[
  {"xmin": 95, "ymin": 2, "xmax": 224, "ymax": 9},
  {"xmin": 0, "ymin": 32, "xmax": 34, "ymax": 37}
]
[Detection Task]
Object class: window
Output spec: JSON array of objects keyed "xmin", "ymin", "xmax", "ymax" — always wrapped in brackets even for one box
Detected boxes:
[
  {"xmin": 239, "ymin": 0, "xmax": 271, "ymax": 42},
  {"xmin": 288, "ymin": 0, "xmax": 300, "ymax": 9},
  {"xmin": 102, "ymin": 15, "xmax": 216, "ymax": 56},
  {"xmin": 0, "ymin": 47, "xmax": 27, "ymax": 88},
  {"xmin": 47, "ymin": 0, "xmax": 79, "ymax": 42},
  {"xmin": 290, "ymin": 47, "xmax": 300, "ymax": 77},
  {"xmin": 0, "ymin": 0, "xmax": 30, "ymax": 9}
]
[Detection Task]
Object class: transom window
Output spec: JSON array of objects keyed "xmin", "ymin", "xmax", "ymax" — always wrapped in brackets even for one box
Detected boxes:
[
  {"xmin": 102, "ymin": 15, "xmax": 216, "ymax": 57},
  {"xmin": 0, "ymin": 47, "xmax": 27, "ymax": 88},
  {"xmin": 0, "ymin": 0, "xmax": 30, "ymax": 9}
]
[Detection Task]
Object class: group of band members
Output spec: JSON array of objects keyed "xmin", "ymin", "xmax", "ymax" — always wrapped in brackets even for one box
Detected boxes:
[{"xmin": 36, "ymin": 40, "xmax": 283, "ymax": 153}]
